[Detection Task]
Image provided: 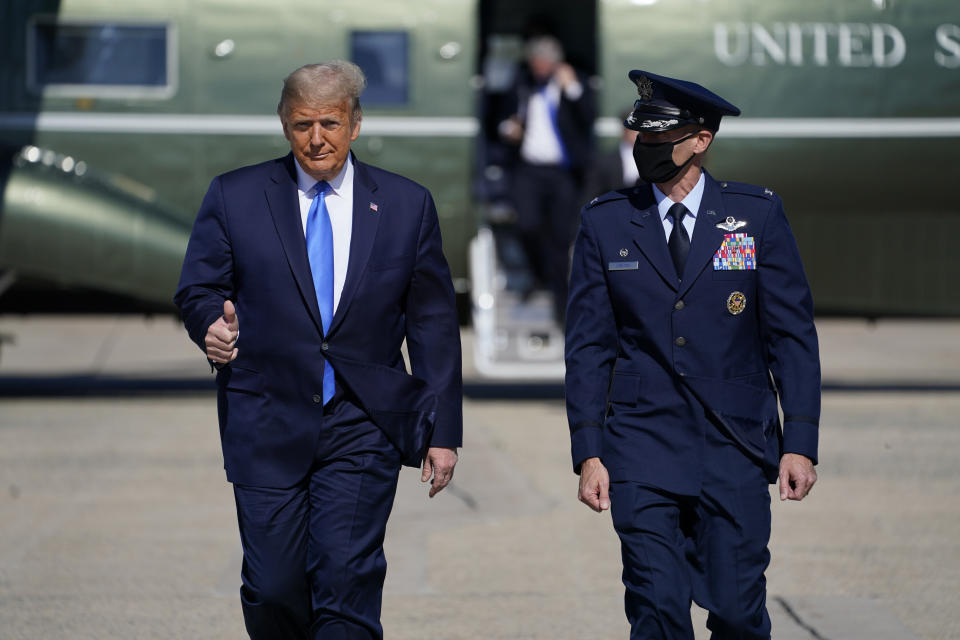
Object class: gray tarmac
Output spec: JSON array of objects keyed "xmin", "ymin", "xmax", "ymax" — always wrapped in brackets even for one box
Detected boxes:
[{"xmin": 0, "ymin": 316, "xmax": 958, "ymax": 639}]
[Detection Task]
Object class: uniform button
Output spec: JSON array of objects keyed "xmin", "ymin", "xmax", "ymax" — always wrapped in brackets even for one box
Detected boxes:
[
  {"xmin": 675, "ymin": 336, "xmax": 687, "ymax": 347},
  {"xmin": 321, "ymin": 342, "xmax": 329, "ymax": 351},
  {"xmin": 674, "ymin": 300, "xmax": 685, "ymax": 310},
  {"xmin": 313, "ymin": 394, "xmax": 322, "ymax": 404}
]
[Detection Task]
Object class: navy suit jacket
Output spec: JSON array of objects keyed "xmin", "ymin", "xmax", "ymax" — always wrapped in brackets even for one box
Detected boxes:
[
  {"xmin": 565, "ymin": 171, "xmax": 820, "ymax": 496},
  {"xmin": 175, "ymin": 153, "xmax": 462, "ymax": 488}
]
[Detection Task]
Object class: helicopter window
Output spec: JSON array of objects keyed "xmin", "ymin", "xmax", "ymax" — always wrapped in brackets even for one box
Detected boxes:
[
  {"xmin": 27, "ymin": 19, "xmax": 176, "ymax": 99},
  {"xmin": 351, "ymin": 31, "xmax": 408, "ymax": 106}
]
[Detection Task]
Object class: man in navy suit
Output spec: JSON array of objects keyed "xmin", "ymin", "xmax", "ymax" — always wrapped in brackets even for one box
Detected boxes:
[
  {"xmin": 499, "ymin": 35, "xmax": 595, "ymax": 321},
  {"xmin": 565, "ymin": 70, "xmax": 820, "ymax": 639},
  {"xmin": 175, "ymin": 61, "xmax": 461, "ymax": 640}
]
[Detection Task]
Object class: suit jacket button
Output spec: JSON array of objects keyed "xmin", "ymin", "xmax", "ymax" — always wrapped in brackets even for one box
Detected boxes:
[
  {"xmin": 675, "ymin": 336, "xmax": 687, "ymax": 347},
  {"xmin": 321, "ymin": 342, "xmax": 329, "ymax": 351},
  {"xmin": 313, "ymin": 394, "xmax": 322, "ymax": 404},
  {"xmin": 674, "ymin": 300, "xmax": 685, "ymax": 310}
]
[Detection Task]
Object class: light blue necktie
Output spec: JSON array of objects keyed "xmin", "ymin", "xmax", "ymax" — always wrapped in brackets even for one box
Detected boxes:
[{"xmin": 305, "ymin": 181, "xmax": 335, "ymax": 404}]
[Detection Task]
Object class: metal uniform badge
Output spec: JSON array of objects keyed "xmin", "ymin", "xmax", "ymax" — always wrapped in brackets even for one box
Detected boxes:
[
  {"xmin": 716, "ymin": 216, "xmax": 747, "ymax": 232},
  {"xmin": 619, "ymin": 248, "xmax": 629, "ymax": 257},
  {"xmin": 727, "ymin": 291, "xmax": 746, "ymax": 315},
  {"xmin": 635, "ymin": 75, "xmax": 654, "ymax": 101}
]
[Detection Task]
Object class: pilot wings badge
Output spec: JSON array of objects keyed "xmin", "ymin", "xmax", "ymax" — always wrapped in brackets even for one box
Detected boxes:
[{"xmin": 716, "ymin": 216, "xmax": 747, "ymax": 232}]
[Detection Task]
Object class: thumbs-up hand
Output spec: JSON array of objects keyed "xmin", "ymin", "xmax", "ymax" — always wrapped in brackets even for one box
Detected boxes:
[
  {"xmin": 205, "ymin": 299, "xmax": 239, "ymax": 363},
  {"xmin": 223, "ymin": 300, "xmax": 238, "ymax": 331}
]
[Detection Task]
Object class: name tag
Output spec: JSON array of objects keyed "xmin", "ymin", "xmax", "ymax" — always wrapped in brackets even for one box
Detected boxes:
[{"xmin": 608, "ymin": 261, "xmax": 639, "ymax": 271}]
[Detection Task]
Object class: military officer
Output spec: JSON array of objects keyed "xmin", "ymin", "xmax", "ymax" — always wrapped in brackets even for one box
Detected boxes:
[{"xmin": 565, "ymin": 70, "xmax": 820, "ymax": 639}]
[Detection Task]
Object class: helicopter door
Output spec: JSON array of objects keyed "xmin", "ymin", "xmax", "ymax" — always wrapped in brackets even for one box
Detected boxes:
[{"xmin": 471, "ymin": 0, "xmax": 598, "ymax": 379}]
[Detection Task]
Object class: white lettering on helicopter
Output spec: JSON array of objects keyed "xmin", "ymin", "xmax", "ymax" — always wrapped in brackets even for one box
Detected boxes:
[
  {"xmin": 935, "ymin": 24, "xmax": 960, "ymax": 68},
  {"xmin": 714, "ymin": 22, "xmax": 912, "ymax": 68}
]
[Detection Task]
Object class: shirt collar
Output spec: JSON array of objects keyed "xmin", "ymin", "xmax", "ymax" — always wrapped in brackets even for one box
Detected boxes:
[
  {"xmin": 653, "ymin": 170, "xmax": 706, "ymax": 221},
  {"xmin": 293, "ymin": 153, "xmax": 353, "ymax": 196}
]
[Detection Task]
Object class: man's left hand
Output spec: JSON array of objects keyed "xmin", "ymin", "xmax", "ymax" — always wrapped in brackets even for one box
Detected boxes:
[
  {"xmin": 779, "ymin": 453, "xmax": 817, "ymax": 501},
  {"xmin": 421, "ymin": 447, "xmax": 458, "ymax": 498}
]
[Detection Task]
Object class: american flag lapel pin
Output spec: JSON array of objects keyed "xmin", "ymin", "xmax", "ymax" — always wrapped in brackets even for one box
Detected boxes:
[{"xmin": 369, "ymin": 202, "xmax": 378, "ymax": 213}]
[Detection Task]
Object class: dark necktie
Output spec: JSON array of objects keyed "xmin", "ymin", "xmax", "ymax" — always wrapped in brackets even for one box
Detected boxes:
[
  {"xmin": 305, "ymin": 181, "xmax": 335, "ymax": 405},
  {"xmin": 667, "ymin": 202, "xmax": 690, "ymax": 280}
]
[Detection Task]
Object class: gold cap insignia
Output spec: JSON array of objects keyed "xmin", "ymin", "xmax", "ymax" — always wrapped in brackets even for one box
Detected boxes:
[{"xmin": 727, "ymin": 291, "xmax": 746, "ymax": 315}]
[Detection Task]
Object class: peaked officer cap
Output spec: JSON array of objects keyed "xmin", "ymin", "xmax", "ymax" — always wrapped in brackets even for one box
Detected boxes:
[{"xmin": 624, "ymin": 70, "xmax": 741, "ymax": 133}]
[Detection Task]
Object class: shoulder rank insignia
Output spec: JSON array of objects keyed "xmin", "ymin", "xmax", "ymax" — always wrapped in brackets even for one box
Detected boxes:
[
  {"xmin": 716, "ymin": 216, "xmax": 747, "ymax": 232},
  {"xmin": 586, "ymin": 190, "xmax": 630, "ymax": 209}
]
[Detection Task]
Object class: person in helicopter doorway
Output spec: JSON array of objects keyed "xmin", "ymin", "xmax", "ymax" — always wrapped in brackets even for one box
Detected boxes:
[{"xmin": 499, "ymin": 34, "xmax": 595, "ymax": 324}]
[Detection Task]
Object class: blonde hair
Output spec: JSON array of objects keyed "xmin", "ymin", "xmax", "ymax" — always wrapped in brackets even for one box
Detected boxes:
[{"xmin": 277, "ymin": 61, "xmax": 366, "ymax": 123}]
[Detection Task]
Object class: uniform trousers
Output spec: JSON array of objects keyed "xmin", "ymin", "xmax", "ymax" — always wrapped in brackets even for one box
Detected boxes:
[
  {"xmin": 512, "ymin": 162, "xmax": 580, "ymax": 321},
  {"xmin": 610, "ymin": 421, "xmax": 772, "ymax": 640},
  {"xmin": 232, "ymin": 389, "xmax": 402, "ymax": 640}
]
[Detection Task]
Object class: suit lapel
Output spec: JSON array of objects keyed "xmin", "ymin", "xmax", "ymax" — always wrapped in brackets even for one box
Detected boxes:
[
  {"xmin": 678, "ymin": 172, "xmax": 726, "ymax": 298},
  {"xmin": 629, "ymin": 187, "xmax": 679, "ymax": 291},
  {"xmin": 329, "ymin": 157, "xmax": 380, "ymax": 334},
  {"xmin": 265, "ymin": 154, "xmax": 325, "ymax": 335}
]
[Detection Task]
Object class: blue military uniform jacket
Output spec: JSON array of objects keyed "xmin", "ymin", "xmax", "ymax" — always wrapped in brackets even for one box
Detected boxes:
[{"xmin": 565, "ymin": 170, "xmax": 820, "ymax": 495}]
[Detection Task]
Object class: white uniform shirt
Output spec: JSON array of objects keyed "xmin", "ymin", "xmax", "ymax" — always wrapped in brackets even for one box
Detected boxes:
[
  {"xmin": 293, "ymin": 155, "xmax": 354, "ymax": 313},
  {"xmin": 653, "ymin": 170, "xmax": 705, "ymax": 242}
]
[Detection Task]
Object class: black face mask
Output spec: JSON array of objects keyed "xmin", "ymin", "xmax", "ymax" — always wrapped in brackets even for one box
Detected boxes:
[{"xmin": 632, "ymin": 133, "xmax": 696, "ymax": 184}]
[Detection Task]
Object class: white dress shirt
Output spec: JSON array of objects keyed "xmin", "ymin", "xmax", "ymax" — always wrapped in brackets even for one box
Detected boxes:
[
  {"xmin": 520, "ymin": 79, "xmax": 583, "ymax": 165},
  {"xmin": 293, "ymin": 155, "xmax": 354, "ymax": 313},
  {"xmin": 653, "ymin": 170, "xmax": 705, "ymax": 242}
]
